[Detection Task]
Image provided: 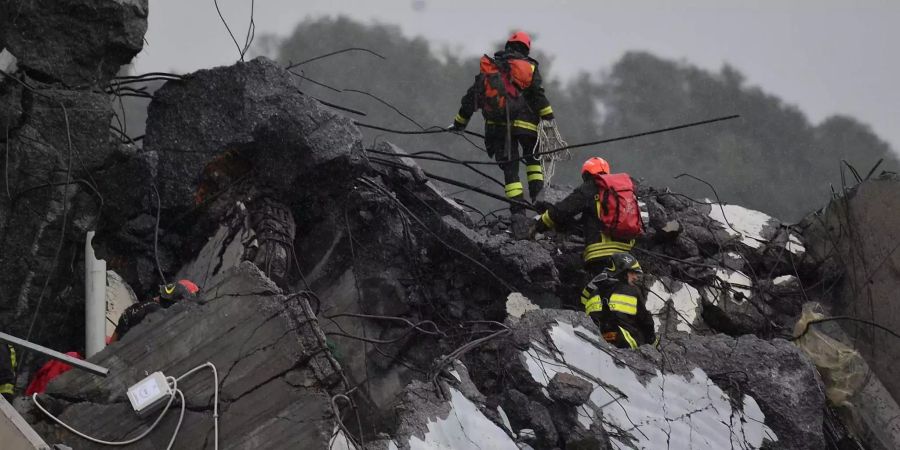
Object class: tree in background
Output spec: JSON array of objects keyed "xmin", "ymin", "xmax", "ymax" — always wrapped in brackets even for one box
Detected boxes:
[
  {"xmin": 253, "ymin": 17, "xmax": 897, "ymax": 222},
  {"xmin": 593, "ymin": 51, "xmax": 897, "ymax": 220}
]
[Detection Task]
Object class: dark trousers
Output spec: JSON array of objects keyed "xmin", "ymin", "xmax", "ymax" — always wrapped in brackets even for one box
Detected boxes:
[{"xmin": 485, "ymin": 132, "xmax": 543, "ymax": 212}]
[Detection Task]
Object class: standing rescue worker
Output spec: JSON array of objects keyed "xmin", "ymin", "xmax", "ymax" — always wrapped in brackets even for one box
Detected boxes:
[
  {"xmin": 582, "ymin": 252, "xmax": 655, "ymax": 349},
  {"xmin": 530, "ymin": 157, "xmax": 636, "ymax": 271},
  {"xmin": 449, "ymin": 31, "xmax": 555, "ymax": 211}
]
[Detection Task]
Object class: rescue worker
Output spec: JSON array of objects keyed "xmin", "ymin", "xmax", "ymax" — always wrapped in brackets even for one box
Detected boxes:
[
  {"xmin": 530, "ymin": 157, "xmax": 635, "ymax": 271},
  {"xmin": 110, "ymin": 279, "xmax": 200, "ymax": 342},
  {"xmin": 582, "ymin": 252, "xmax": 655, "ymax": 349},
  {"xmin": 0, "ymin": 343, "xmax": 16, "ymax": 400},
  {"xmin": 448, "ymin": 31, "xmax": 555, "ymax": 211}
]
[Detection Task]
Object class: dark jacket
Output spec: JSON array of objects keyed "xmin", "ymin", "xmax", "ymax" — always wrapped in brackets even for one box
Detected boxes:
[
  {"xmin": 453, "ymin": 50, "xmax": 554, "ymax": 135},
  {"xmin": 536, "ymin": 178, "xmax": 635, "ymax": 262},
  {"xmin": 114, "ymin": 301, "xmax": 163, "ymax": 339},
  {"xmin": 583, "ymin": 279, "xmax": 655, "ymax": 348}
]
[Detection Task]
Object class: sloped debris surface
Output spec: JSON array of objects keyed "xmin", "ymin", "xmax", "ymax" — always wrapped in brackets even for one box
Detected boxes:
[
  {"xmin": 389, "ymin": 362, "xmax": 519, "ymax": 450},
  {"xmin": 29, "ymin": 262, "xmax": 342, "ymax": 449},
  {"xmin": 500, "ymin": 310, "xmax": 824, "ymax": 450}
]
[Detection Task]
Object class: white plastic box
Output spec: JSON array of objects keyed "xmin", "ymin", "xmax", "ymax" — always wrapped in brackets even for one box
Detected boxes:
[{"xmin": 127, "ymin": 372, "xmax": 172, "ymax": 418}]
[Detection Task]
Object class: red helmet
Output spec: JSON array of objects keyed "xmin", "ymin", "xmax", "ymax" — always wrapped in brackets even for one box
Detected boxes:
[
  {"xmin": 507, "ymin": 31, "xmax": 532, "ymax": 51},
  {"xmin": 582, "ymin": 157, "xmax": 610, "ymax": 176}
]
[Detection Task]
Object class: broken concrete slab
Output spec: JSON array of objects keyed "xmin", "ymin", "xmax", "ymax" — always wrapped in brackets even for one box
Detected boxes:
[
  {"xmin": 390, "ymin": 361, "xmax": 519, "ymax": 450},
  {"xmin": 547, "ymin": 372, "xmax": 592, "ymax": 406},
  {"xmin": 144, "ymin": 57, "xmax": 364, "ymax": 211},
  {"xmin": 644, "ymin": 276, "xmax": 703, "ymax": 335},
  {"xmin": 0, "ymin": 0, "xmax": 147, "ymax": 86},
  {"xmin": 31, "ymin": 262, "xmax": 343, "ymax": 449},
  {"xmin": 497, "ymin": 309, "xmax": 824, "ymax": 450},
  {"xmin": 0, "ymin": 80, "xmax": 115, "ymax": 348},
  {"xmin": 801, "ymin": 174, "xmax": 900, "ymax": 403},
  {"xmin": 440, "ymin": 215, "xmax": 559, "ymax": 294}
]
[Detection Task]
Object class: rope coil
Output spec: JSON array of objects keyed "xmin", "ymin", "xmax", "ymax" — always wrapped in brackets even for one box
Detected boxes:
[{"xmin": 534, "ymin": 120, "xmax": 570, "ymax": 183}]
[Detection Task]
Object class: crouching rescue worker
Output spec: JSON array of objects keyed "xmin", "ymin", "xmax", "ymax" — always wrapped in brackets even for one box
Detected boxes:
[
  {"xmin": 529, "ymin": 157, "xmax": 640, "ymax": 271},
  {"xmin": 110, "ymin": 279, "xmax": 200, "ymax": 342},
  {"xmin": 582, "ymin": 252, "xmax": 655, "ymax": 349},
  {"xmin": 449, "ymin": 31, "xmax": 555, "ymax": 212}
]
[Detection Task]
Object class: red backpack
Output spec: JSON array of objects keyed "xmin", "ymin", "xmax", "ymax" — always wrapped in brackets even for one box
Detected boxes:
[
  {"xmin": 479, "ymin": 54, "xmax": 534, "ymax": 116},
  {"xmin": 593, "ymin": 173, "xmax": 643, "ymax": 240}
]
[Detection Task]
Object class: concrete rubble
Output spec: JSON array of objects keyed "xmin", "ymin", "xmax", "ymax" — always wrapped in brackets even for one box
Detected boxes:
[
  {"xmin": 29, "ymin": 262, "xmax": 343, "ymax": 449},
  {"xmin": 1, "ymin": 2, "xmax": 899, "ymax": 449}
]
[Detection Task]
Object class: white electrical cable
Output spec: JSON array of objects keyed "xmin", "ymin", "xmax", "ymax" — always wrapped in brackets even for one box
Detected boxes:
[
  {"xmin": 175, "ymin": 362, "xmax": 220, "ymax": 450},
  {"xmin": 31, "ymin": 376, "xmax": 179, "ymax": 446},
  {"xmin": 32, "ymin": 363, "xmax": 220, "ymax": 449},
  {"xmin": 166, "ymin": 389, "xmax": 186, "ymax": 450}
]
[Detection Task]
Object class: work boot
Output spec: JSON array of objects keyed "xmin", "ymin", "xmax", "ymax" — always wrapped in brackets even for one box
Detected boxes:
[{"xmin": 508, "ymin": 190, "xmax": 526, "ymax": 215}]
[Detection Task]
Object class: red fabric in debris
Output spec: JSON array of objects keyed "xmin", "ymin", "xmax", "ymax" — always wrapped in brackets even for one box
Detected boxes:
[{"xmin": 25, "ymin": 351, "xmax": 83, "ymax": 395}]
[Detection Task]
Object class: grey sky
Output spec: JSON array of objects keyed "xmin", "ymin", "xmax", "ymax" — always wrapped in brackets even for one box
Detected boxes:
[{"xmin": 135, "ymin": 0, "xmax": 900, "ymax": 153}]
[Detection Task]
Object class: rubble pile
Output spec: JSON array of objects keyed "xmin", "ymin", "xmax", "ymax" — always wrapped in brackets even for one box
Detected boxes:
[
  {"xmin": 0, "ymin": 0, "xmax": 149, "ymax": 354},
  {"xmin": 2, "ymin": 3, "xmax": 899, "ymax": 449}
]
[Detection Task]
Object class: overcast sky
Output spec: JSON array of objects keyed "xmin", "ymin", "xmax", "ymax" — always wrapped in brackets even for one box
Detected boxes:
[{"xmin": 135, "ymin": 0, "xmax": 900, "ymax": 153}]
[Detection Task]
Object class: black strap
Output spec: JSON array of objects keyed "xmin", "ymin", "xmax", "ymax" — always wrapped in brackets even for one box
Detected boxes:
[{"xmin": 601, "ymin": 188, "xmax": 610, "ymax": 216}]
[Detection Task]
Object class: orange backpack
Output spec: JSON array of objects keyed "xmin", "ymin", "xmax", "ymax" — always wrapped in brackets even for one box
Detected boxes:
[{"xmin": 479, "ymin": 54, "xmax": 534, "ymax": 116}]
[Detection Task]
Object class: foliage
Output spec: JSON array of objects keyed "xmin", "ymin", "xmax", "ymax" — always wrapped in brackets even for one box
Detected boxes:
[{"xmin": 259, "ymin": 17, "xmax": 897, "ymax": 221}]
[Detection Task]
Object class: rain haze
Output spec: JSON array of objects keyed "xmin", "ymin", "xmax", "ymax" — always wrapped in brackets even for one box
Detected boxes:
[{"xmin": 136, "ymin": 0, "xmax": 900, "ymax": 155}]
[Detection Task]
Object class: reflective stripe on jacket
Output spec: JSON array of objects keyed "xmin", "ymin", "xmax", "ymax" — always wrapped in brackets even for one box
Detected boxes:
[
  {"xmin": 582, "ymin": 280, "xmax": 656, "ymax": 349},
  {"xmin": 584, "ymin": 235, "xmax": 635, "ymax": 262},
  {"xmin": 582, "ymin": 291, "xmax": 639, "ymax": 315},
  {"xmin": 537, "ymin": 179, "xmax": 634, "ymax": 262}
]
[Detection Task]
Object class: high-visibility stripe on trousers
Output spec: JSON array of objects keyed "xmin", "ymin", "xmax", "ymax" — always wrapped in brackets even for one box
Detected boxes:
[
  {"xmin": 505, "ymin": 182, "xmax": 524, "ymax": 198},
  {"xmin": 540, "ymin": 211, "xmax": 555, "ymax": 229},
  {"xmin": 526, "ymin": 164, "xmax": 543, "ymax": 182},
  {"xmin": 618, "ymin": 327, "xmax": 639, "ymax": 349}
]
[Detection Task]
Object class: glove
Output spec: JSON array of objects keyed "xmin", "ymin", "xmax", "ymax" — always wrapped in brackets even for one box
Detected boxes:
[{"xmin": 585, "ymin": 272, "xmax": 611, "ymax": 296}]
